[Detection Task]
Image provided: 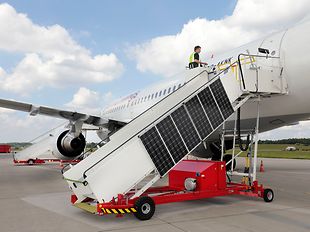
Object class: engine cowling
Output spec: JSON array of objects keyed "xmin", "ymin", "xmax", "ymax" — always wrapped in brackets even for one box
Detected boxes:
[{"xmin": 52, "ymin": 130, "xmax": 86, "ymax": 160}]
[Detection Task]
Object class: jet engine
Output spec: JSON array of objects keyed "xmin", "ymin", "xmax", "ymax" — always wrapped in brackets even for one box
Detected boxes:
[{"xmin": 52, "ymin": 130, "xmax": 86, "ymax": 160}]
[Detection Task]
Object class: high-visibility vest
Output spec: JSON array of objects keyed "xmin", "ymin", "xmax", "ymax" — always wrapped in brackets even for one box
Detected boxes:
[
  {"xmin": 189, "ymin": 52, "xmax": 200, "ymax": 63},
  {"xmin": 189, "ymin": 52, "xmax": 196, "ymax": 63}
]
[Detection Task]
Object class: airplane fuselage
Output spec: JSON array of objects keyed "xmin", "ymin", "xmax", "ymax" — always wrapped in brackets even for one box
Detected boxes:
[{"xmin": 101, "ymin": 17, "xmax": 310, "ymax": 142}]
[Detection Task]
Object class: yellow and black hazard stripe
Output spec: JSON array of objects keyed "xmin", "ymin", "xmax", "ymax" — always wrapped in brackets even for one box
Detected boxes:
[{"xmin": 101, "ymin": 207, "xmax": 137, "ymax": 214}]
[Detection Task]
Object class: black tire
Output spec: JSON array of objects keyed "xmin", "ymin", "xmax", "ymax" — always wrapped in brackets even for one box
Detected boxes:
[
  {"xmin": 133, "ymin": 196, "xmax": 155, "ymax": 220},
  {"xmin": 223, "ymin": 154, "xmax": 236, "ymax": 171},
  {"xmin": 263, "ymin": 188, "xmax": 274, "ymax": 203},
  {"xmin": 27, "ymin": 159, "xmax": 34, "ymax": 165}
]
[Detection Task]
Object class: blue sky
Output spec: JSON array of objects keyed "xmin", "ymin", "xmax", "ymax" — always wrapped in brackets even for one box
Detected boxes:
[
  {"xmin": 2, "ymin": 0, "xmax": 236, "ymax": 105},
  {"xmin": 1, "ymin": 0, "xmax": 310, "ymax": 142}
]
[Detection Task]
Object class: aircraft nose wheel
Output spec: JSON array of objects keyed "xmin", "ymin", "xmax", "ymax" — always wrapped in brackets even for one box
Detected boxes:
[
  {"xmin": 263, "ymin": 188, "xmax": 274, "ymax": 202},
  {"xmin": 134, "ymin": 196, "xmax": 155, "ymax": 220}
]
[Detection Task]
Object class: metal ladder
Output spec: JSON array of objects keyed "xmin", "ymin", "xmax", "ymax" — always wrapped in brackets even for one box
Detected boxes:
[{"xmin": 221, "ymin": 96, "xmax": 261, "ymax": 183}]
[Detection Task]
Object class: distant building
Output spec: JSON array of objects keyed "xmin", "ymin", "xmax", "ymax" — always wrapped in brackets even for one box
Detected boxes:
[
  {"xmin": 285, "ymin": 146, "xmax": 297, "ymax": 151},
  {"xmin": 0, "ymin": 144, "xmax": 11, "ymax": 153}
]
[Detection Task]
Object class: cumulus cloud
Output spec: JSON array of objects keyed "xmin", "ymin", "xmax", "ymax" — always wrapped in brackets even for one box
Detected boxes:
[
  {"xmin": 65, "ymin": 87, "xmax": 114, "ymax": 115},
  {"xmin": 0, "ymin": 111, "xmax": 62, "ymax": 142},
  {"xmin": 0, "ymin": 3, "xmax": 123, "ymax": 94},
  {"xmin": 260, "ymin": 121, "xmax": 310, "ymax": 140},
  {"xmin": 0, "ymin": 88, "xmax": 113, "ymax": 142},
  {"xmin": 129, "ymin": 0, "xmax": 310, "ymax": 77}
]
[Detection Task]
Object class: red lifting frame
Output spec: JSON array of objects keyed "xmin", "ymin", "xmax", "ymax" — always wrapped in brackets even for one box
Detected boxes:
[
  {"xmin": 82, "ymin": 160, "xmax": 267, "ymax": 215},
  {"xmin": 92, "ymin": 181, "xmax": 265, "ymax": 212}
]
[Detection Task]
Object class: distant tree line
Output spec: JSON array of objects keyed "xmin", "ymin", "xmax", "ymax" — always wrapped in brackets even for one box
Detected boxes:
[
  {"xmin": 3, "ymin": 142, "xmax": 32, "ymax": 149},
  {"xmin": 259, "ymin": 138, "xmax": 310, "ymax": 145},
  {"xmin": 4, "ymin": 139, "xmax": 310, "ymax": 150}
]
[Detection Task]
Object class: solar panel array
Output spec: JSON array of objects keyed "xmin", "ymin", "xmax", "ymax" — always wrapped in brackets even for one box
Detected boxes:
[{"xmin": 140, "ymin": 79, "xmax": 234, "ymax": 176}]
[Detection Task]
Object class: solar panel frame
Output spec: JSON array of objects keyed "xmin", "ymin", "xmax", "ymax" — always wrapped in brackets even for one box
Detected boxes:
[
  {"xmin": 140, "ymin": 127, "xmax": 175, "ymax": 176},
  {"xmin": 210, "ymin": 79, "xmax": 234, "ymax": 119},
  {"xmin": 140, "ymin": 77, "xmax": 235, "ymax": 177},
  {"xmin": 171, "ymin": 105, "xmax": 201, "ymax": 151},
  {"xmin": 197, "ymin": 87, "xmax": 224, "ymax": 129},
  {"xmin": 156, "ymin": 116, "xmax": 188, "ymax": 163},
  {"xmin": 184, "ymin": 96, "xmax": 213, "ymax": 139}
]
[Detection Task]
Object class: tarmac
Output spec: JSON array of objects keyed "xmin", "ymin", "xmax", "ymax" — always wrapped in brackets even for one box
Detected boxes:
[{"xmin": 0, "ymin": 155, "xmax": 310, "ymax": 232}]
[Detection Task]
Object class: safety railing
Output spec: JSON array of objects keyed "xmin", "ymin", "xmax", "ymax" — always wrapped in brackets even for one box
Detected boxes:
[
  {"xmin": 81, "ymin": 58, "xmax": 248, "ymax": 180},
  {"xmin": 237, "ymin": 53, "xmax": 281, "ymax": 92}
]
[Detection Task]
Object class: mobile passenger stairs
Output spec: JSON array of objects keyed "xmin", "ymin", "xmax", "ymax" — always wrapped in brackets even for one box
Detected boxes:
[
  {"xmin": 63, "ymin": 50, "xmax": 288, "ymax": 220},
  {"xmin": 13, "ymin": 123, "xmax": 81, "ymax": 166}
]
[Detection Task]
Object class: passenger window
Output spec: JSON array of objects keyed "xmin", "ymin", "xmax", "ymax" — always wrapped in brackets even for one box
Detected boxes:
[
  {"xmin": 163, "ymin": 89, "xmax": 166, "ymax": 95},
  {"xmin": 151, "ymin": 94, "xmax": 154, "ymax": 99},
  {"xmin": 148, "ymin": 95, "xmax": 150, "ymax": 100},
  {"xmin": 173, "ymin": 85, "xmax": 176, "ymax": 91},
  {"xmin": 168, "ymin": 87, "xmax": 171, "ymax": 94},
  {"xmin": 159, "ymin": 91, "xmax": 162, "ymax": 97},
  {"xmin": 155, "ymin": 92, "xmax": 158, "ymax": 98},
  {"xmin": 178, "ymin": 83, "xmax": 182, "ymax": 89}
]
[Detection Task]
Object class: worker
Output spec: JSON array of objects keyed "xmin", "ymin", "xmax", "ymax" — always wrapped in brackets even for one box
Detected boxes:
[{"xmin": 189, "ymin": 46, "xmax": 208, "ymax": 69}]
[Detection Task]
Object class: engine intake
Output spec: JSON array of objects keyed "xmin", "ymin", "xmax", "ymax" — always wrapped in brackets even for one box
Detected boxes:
[{"xmin": 55, "ymin": 130, "xmax": 86, "ymax": 159}]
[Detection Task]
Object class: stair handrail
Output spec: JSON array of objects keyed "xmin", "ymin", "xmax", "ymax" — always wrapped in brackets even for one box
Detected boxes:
[
  {"xmin": 81, "ymin": 60, "xmax": 244, "ymax": 179},
  {"xmin": 237, "ymin": 53, "xmax": 280, "ymax": 92}
]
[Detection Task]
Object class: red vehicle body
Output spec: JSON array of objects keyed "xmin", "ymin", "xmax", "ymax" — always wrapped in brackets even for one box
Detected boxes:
[
  {"xmin": 0, "ymin": 144, "xmax": 11, "ymax": 153},
  {"xmin": 13, "ymin": 158, "xmax": 80, "ymax": 166},
  {"xmin": 71, "ymin": 160, "xmax": 274, "ymax": 220}
]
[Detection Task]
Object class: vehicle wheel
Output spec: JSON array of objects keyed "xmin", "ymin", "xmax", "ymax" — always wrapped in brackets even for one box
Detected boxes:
[
  {"xmin": 133, "ymin": 196, "xmax": 155, "ymax": 220},
  {"xmin": 223, "ymin": 154, "xmax": 236, "ymax": 170},
  {"xmin": 263, "ymin": 188, "xmax": 274, "ymax": 202},
  {"xmin": 27, "ymin": 159, "xmax": 34, "ymax": 165}
]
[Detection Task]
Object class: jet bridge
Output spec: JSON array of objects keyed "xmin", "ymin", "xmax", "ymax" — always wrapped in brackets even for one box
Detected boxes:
[{"xmin": 63, "ymin": 53, "xmax": 287, "ymax": 205}]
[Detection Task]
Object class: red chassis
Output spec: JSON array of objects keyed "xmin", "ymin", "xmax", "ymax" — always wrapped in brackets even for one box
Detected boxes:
[
  {"xmin": 71, "ymin": 160, "xmax": 274, "ymax": 220},
  {"xmin": 14, "ymin": 158, "xmax": 80, "ymax": 166}
]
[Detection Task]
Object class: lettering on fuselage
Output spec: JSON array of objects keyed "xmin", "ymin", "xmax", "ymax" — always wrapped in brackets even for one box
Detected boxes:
[{"xmin": 217, "ymin": 57, "xmax": 233, "ymax": 67}]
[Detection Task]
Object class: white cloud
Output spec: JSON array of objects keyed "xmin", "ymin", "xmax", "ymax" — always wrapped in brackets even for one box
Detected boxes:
[
  {"xmin": 129, "ymin": 0, "xmax": 310, "ymax": 77},
  {"xmin": 0, "ymin": 87, "xmax": 113, "ymax": 142},
  {"xmin": 0, "ymin": 107, "xmax": 15, "ymax": 114},
  {"xmin": 0, "ymin": 3, "xmax": 124, "ymax": 94},
  {"xmin": 260, "ymin": 121, "xmax": 310, "ymax": 140},
  {"xmin": 65, "ymin": 87, "xmax": 114, "ymax": 115},
  {"xmin": 0, "ymin": 111, "xmax": 62, "ymax": 142}
]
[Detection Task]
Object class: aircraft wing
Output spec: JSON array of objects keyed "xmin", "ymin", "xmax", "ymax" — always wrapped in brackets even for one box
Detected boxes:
[{"xmin": 0, "ymin": 98, "xmax": 108, "ymax": 126}]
